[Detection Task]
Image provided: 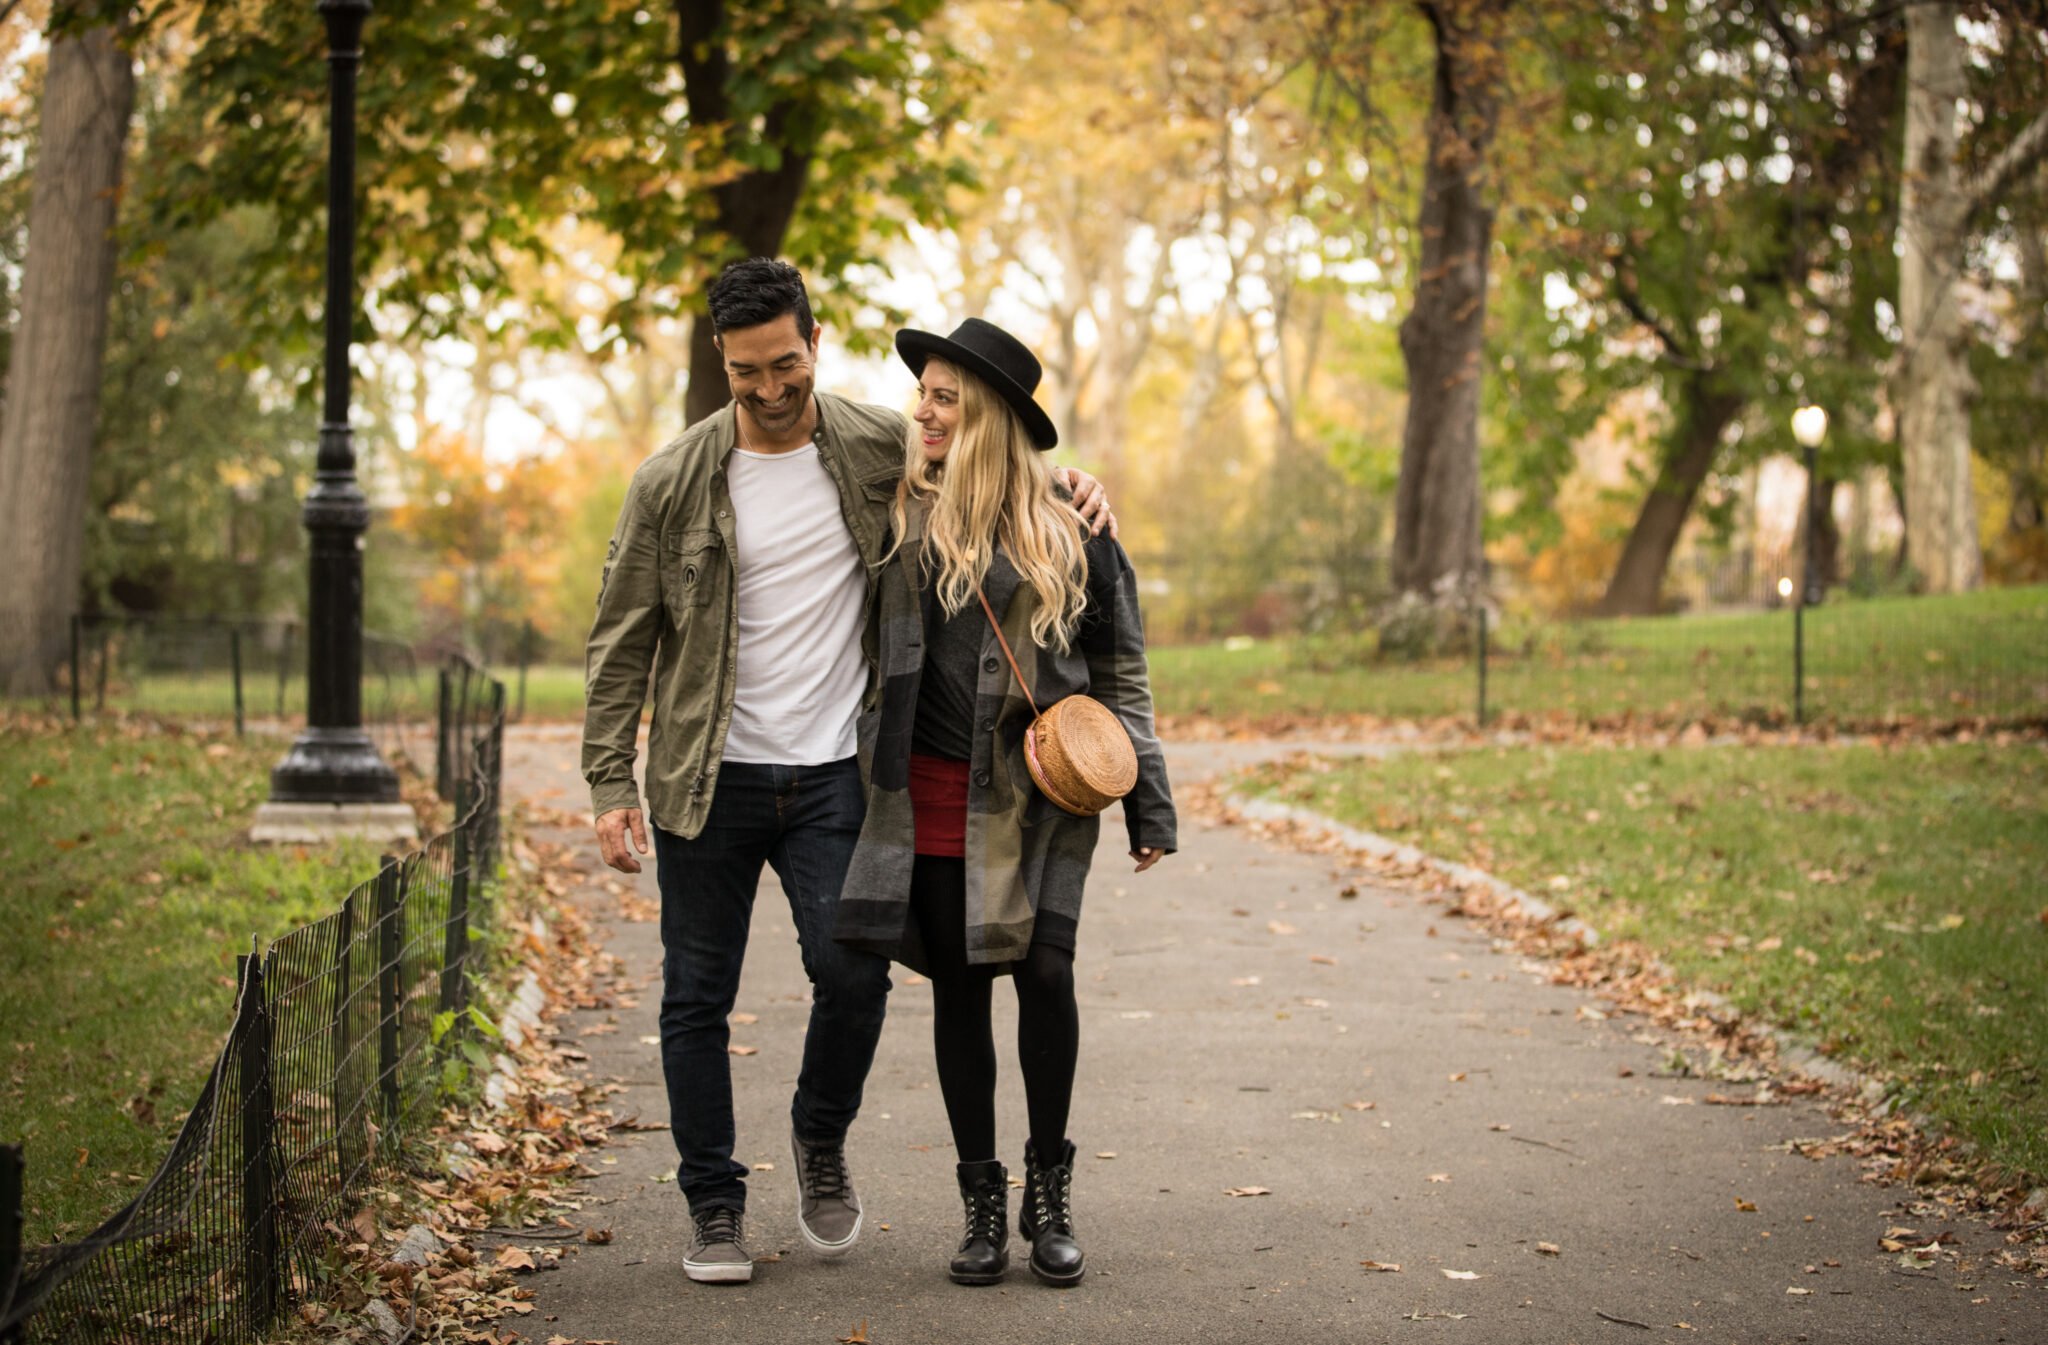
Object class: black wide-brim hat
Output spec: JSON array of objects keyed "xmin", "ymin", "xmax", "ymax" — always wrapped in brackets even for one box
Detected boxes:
[{"xmin": 895, "ymin": 317, "xmax": 1059, "ymax": 451}]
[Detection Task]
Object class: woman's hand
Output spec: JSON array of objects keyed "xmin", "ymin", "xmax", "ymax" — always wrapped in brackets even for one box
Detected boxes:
[{"xmin": 1131, "ymin": 847, "xmax": 1164, "ymax": 873}]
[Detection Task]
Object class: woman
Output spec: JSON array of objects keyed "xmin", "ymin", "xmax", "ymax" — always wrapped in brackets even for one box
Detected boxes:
[{"xmin": 835, "ymin": 318, "xmax": 1176, "ymax": 1287}]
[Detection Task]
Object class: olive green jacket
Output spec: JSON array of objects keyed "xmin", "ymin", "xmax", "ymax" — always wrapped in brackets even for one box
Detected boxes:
[{"xmin": 581, "ymin": 392, "xmax": 908, "ymax": 837}]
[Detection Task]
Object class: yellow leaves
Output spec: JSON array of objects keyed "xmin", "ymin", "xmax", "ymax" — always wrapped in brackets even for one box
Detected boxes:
[
  {"xmin": 837, "ymin": 1322, "xmax": 871, "ymax": 1344},
  {"xmin": 1360, "ymin": 1259, "xmax": 1401, "ymax": 1272},
  {"xmin": 1734, "ymin": 1197, "xmax": 1757, "ymax": 1212}
]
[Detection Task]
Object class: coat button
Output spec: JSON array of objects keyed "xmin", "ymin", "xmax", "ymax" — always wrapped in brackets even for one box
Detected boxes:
[
  {"xmin": 973, "ymin": 770, "xmax": 991, "ymax": 788},
  {"xmin": 983, "ymin": 657, "xmax": 999, "ymax": 673},
  {"xmin": 981, "ymin": 719, "xmax": 994, "ymax": 732}
]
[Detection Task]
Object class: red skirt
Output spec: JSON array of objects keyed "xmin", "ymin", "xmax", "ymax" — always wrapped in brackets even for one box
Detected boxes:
[{"xmin": 908, "ymin": 753, "xmax": 970, "ymax": 858}]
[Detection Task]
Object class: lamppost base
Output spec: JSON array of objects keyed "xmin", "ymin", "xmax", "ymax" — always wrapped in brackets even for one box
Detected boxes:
[
  {"xmin": 266, "ymin": 725, "xmax": 404, "ymax": 804},
  {"xmin": 251, "ymin": 800, "xmax": 420, "ymax": 846}
]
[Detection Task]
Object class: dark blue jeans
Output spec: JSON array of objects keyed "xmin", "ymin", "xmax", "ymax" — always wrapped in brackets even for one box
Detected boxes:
[{"xmin": 651, "ymin": 756, "xmax": 891, "ymax": 1214}]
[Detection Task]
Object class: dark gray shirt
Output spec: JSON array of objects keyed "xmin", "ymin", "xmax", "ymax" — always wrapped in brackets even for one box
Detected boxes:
[{"xmin": 913, "ymin": 582, "xmax": 986, "ymax": 762}]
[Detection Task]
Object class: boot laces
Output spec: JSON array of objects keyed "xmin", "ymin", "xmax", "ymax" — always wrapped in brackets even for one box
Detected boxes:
[
  {"xmin": 800, "ymin": 1142, "xmax": 851, "ymax": 1201},
  {"xmin": 964, "ymin": 1189, "xmax": 1005, "ymax": 1243},
  {"xmin": 1034, "ymin": 1165, "xmax": 1075, "ymax": 1237}
]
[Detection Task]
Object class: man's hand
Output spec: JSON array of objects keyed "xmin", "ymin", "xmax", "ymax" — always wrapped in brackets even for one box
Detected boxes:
[
  {"xmin": 1053, "ymin": 465, "xmax": 1118, "ymax": 539},
  {"xmin": 1131, "ymin": 846, "xmax": 1164, "ymax": 873},
  {"xmin": 596, "ymin": 807, "xmax": 650, "ymax": 874}
]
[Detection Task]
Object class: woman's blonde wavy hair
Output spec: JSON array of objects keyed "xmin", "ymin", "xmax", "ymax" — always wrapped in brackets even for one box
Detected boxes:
[{"xmin": 890, "ymin": 357, "xmax": 1089, "ymax": 652}]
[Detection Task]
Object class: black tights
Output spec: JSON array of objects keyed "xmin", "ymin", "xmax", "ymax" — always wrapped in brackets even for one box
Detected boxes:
[{"xmin": 910, "ymin": 855, "xmax": 1078, "ymax": 1165}]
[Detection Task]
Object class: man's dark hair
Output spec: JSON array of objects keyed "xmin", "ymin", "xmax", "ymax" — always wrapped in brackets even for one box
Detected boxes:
[{"xmin": 707, "ymin": 258, "xmax": 815, "ymax": 343}]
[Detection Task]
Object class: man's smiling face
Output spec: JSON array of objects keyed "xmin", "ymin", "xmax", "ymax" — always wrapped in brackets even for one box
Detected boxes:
[{"xmin": 718, "ymin": 314, "xmax": 821, "ymax": 438}]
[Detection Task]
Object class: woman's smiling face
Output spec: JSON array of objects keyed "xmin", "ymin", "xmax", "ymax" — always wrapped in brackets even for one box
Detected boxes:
[{"xmin": 913, "ymin": 361, "xmax": 962, "ymax": 464}]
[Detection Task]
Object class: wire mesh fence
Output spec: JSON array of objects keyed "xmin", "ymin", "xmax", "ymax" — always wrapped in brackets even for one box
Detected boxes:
[
  {"xmin": 21, "ymin": 613, "xmax": 430, "ymax": 761},
  {"xmin": 0, "ymin": 657, "xmax": 506, "ymax": 1345}
]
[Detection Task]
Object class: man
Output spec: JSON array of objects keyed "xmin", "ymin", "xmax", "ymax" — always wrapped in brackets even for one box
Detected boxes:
[{"xmin": 582, "ymin": 258, "xmax": 1110, "ymax": 1285}]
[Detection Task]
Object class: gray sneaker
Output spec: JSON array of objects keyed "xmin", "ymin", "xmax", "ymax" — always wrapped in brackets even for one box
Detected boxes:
[
  {"xmin": 791, "ymin": 1132, "xmax": 863, "ymax": 1257},
  {"xmin": 683, "ymin": 1205, "xmax": 753, "ymax": 1284}
]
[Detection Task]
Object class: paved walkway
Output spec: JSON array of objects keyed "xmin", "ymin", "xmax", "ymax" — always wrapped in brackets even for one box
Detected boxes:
[{"xmin": 498, "ymin": 725, "xmax": 2041, "ymax": 1345}]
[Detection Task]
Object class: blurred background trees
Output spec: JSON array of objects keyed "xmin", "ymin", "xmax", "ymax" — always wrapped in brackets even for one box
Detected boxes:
[{"xmin": 0, "ymin": 0, "xmax": 2043, "ymax": 675}]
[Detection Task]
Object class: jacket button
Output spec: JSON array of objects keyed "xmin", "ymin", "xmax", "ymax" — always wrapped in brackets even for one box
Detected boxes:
[
  {"xmin": 983, "ymin": 657, "xmax": 999, "ymax": 673},
  {"xmin": 981, "ymin": 719, "xmax": 994, "ymax": 732},
  {"xmin": 973, "ymin": 770, "xmax": 990, "ymax": 788}
]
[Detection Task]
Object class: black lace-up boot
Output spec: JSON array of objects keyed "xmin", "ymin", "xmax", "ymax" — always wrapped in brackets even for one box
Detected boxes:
[
  {"xmin": 949, "ymin": 1160, "xmax": 1010, "ymax": 1285},
  {"xmin": 1018, "ymin": 1139, "xmax": 1084, "ymax": 1286}
]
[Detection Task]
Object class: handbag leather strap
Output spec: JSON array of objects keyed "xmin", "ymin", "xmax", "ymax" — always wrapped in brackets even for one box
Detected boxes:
[{"xmin": 974, "ymin": 584, "xmax": 1041, "ymax": 719}]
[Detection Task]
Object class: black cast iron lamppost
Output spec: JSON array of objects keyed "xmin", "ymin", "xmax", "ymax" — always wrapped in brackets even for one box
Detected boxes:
[{"xmin": 254, "ymin": 0, "xmax": 416, "ymax": 844}]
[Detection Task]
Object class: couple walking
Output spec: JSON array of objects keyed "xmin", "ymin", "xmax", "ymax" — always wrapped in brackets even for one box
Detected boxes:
[{"xmin": 581, "ymin": 259, "xmax": 1176, "ymax": 1288}]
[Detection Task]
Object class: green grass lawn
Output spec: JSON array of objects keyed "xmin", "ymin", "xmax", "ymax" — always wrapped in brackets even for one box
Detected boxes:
[
  {"xmin": 1250, "ymin": 739, "xmax": 2048, "ymax": 1184},
  {"xmin": 1150, "ymin": 584, "xmax": 2048, "ymax": 725},
  {"xmin": 0, "ymin": 719, "xmax": 383, "ymax": 1244}
]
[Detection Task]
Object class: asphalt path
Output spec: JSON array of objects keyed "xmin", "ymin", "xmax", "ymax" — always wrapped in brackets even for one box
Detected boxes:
[{"xmin": 497, "ymin": 724, "xmax": 2043, "ymax": 1345}]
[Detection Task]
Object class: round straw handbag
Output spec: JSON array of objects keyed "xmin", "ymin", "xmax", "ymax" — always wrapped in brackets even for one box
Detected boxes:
[{"xmin": 977, "ymin": 586, "xmax": 1138, "ymax": 817}]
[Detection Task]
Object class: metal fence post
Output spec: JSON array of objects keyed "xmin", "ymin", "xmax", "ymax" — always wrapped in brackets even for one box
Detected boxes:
[
  {"xmin": 516, "ymin": 620, "xmax": 531, "ymax": 723},
  {"xmin": 441, "ymin": 783, "xmax": 473, "ymax": 1017},
  {"xmin": 275, "ymin": 622, "xmax": 295, "ymax": 719},
  {"xmin": 0, "ymin": 1143, "xmax": 22, "ymax": 1336},
  {"xmin": 436, "ymin": 665, "xmax": 452, "ymax": 801},
  {"xmin": 230, "ymin": 626, "xmax": 246, "ymax": 737},
  {"xmin": 68, "ymin": 615, "xmax": 81, "ymax": 722},
  {"xmin": 94, "ymin": 627, "xmax": 109, "ymax": 712},
  {"xmin": 376, "ymin": 857, "xmax": 402, "ymax": 1129},
  {"xmin": 1476, "ymin": 596, "xmax": 1490, "ymax": 729},
  {"xmin": 233, "ymin": 953, "xmax": 280, "ymax": 1332},
  {"xmin": 329, "ymin": 893, "xmax": 357, "ymax": 1191}
]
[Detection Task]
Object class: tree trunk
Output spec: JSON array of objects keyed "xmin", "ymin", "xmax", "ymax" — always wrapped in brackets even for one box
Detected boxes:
[
  {"xmin": 0, "ymin": 24, "xmax": 135, "ymax": 695},
  {"xmin": 677, "ymin": 0, "xmax": 814, "ymax": 428},
  {"xmin": 1388, "ymin": 2, "xmax": 1500, "ymax": 621},
  {"xmin": 1895, "ymin": 3, "xmax": 1983, "ymax": 594},
  {"xmin": 1595, "ymin": 379, "xmax": 1744, "ymax": 616},
  {"xmin": 1810, "ymin": 476, "xmax": 1842, "ymax": 594}
]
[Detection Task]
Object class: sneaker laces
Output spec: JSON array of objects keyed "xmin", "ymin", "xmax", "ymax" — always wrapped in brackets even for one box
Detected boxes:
[
  {"xmin": 694, "ymin": 1205, "xmax": 744, "ymax": 1246},
  {"xmin": 800, "ymin": 1143, "xmax": 851, "ymax": 1201}
]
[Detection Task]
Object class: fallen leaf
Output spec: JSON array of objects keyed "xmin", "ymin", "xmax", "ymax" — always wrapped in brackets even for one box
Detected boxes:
[
  {"xmin": 1308, "ymin": 953, "xmax": 1337, "ymax": 965},
  {"xmin": 1535, "ymin": 1242, "xmax": 1561, "ymax": 1256},
  {"xmin": 1346, "ymin": 1100, "xmax": 1376, "ymax": 1111},
  {"xmin": 728, "ymin": 1045, "xmax": 758, "ymax": 1057},
  {"xmin": 1224, "ymin": 1185, "xmax": 1271, "ymax": 1197},
  {"xmin": 1231, "ymin": 976, "xmax": 1262, "ymax": 987},
  {"xmin": 838, "ymin": 1324, "xmax": 870, "ymax": 1345},
  {"xmin": 1786, "ymin": 1286, "xmax": 1812, "ymax": 1296},
  {"xmin": 1360, "ymin": 1260, "xmax": 1402, "ymax": 1272},
  {"xmin": 584, "ymin": 1228, "xmax": 613, "ymax": 1244},
  {"xmin": 751, "ymin": 1162, "xmax": 776, "ymax": 1172},
  {"xmin": 1267, "ymin": 920, "xmax": 1298, "ymax": 935},
  {"xmin": 1448, "ymin": 1072, "xmax": 1467, "ymax": 1083},
  {"xmin": 1427, "ymin": 1173, "xmax": 1452, "ymax": 1183},
  {"xmin": 1403, "ymin": 1311, "xmax": 1469, "ymax": 1321},
  {"xmin": 1095, "ymin": 1151, "xmax": 1117, "ymax": 1159},
  {"xmin": 1660, "ymin": 1095, "xmax": 1696, "ymax": 1106},
  {"xmin": 1734, "ymin": 1198, "xmax": 1757, "ymax": 1212},
  {"xmin": 1756, "ymin": 936, "xmax": 1783, "ymax": 952},
  {"xmin": 494, "ymin": 1246, "xmax": 536, "ymax": 1272},
  {"xmin": 1441, "ymin": 1268, "xmax": 1480, "ymax": 1280},
  {"xmin": 731, "ymin": 1012, "xmax": 759, "ymax": 1025},
  {"xmin": 29, "ymin": 772, "xmax": 51, "ymax": 788}
]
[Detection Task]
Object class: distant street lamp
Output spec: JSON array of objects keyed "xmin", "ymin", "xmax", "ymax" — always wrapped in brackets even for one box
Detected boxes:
[
  {"xmin": 1789, "ymin": 404, "xmax": 1828, "ymax": 726},
  {"xmin": 253, "ymin": 0, "xmax": 415, "ymax": 844}
]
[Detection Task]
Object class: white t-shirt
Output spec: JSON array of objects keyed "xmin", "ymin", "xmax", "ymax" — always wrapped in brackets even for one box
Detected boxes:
[{"xmin": 720, "ymin": 439, "xmax": 868, "ymax": 765}]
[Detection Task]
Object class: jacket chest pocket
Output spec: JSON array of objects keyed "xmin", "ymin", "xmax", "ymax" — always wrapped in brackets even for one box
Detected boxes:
[
  {"xmin": 856, "ymin": 470, "xmax": 898, "ymax": 555},
  {"xmin": 663, "ymin": 528, "xmax": 722, "ymax": 621}
]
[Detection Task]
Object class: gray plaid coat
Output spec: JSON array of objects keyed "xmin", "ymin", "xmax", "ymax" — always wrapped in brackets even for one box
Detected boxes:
[{"xmin": 834, "ymin": 502, "xmax": 1176, "ymax": 974}]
